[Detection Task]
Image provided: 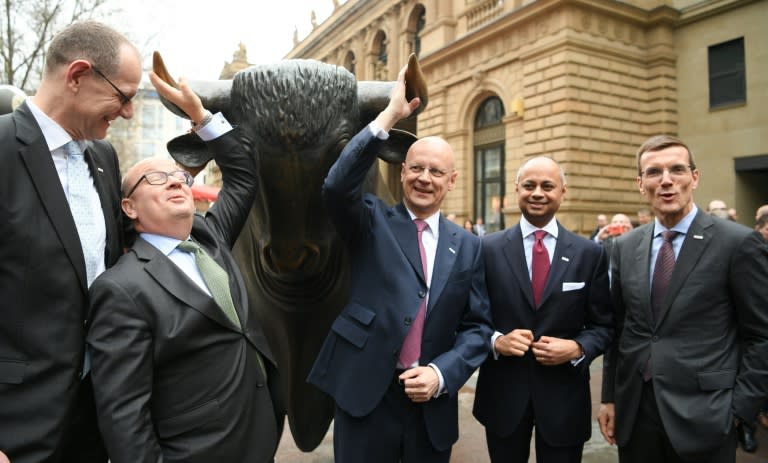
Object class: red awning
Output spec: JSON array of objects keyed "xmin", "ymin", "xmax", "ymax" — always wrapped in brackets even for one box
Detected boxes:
[{"xmin": 191, "ymin": 184, "xmax": 220, "ymax": 202}]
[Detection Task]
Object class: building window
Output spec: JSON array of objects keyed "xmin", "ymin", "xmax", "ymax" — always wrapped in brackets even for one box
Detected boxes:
[
  {"xmin": 409, "ymin": 6, "xmax": 426, "ymax": 57},
  {"xmin": 344, "ymin": 51, "xmax": 356, "ymax": 76},
  {"xmin": 372, "ymin": 30, "xmax": 388, "ymax": 80},
  {"xmin": 474, "ymin": 96, "xmax": 506, "ymax": 232},
  {"xmin": 708, "ymin": 37, "xmax": 745, "ymax": 108}
]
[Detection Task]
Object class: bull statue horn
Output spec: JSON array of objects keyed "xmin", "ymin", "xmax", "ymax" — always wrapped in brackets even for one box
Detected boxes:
[
  {"xmin": 152, "ymin": 51, "xmax": 233, "ymax": 119},
  {"xmin": 358, "ymin": 53, "xmax": 428, "ymax": 123}
]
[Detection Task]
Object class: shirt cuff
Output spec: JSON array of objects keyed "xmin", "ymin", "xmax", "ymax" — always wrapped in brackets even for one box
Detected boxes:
[
  {"xmin": 367, "ymin": 121, "xmax": 390, "ymax": 140},
  {"xmin": 195, "ymin": 112, "xmax": 233, "ymax": 141},
  {"xmin": 428, "ymin": 363, "xmax": 445, "ymax": 397},
  {"xmin": 491, "ymin": 331, "xmax": 503, "ymax": 360}
]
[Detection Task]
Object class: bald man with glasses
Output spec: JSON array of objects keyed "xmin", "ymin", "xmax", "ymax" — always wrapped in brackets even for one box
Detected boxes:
[{"xmin": 85, "ymin": 71, "xmax": 281, "ymax": 463}]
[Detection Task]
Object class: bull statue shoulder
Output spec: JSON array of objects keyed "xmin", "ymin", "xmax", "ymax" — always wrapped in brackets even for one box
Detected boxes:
[{"xmin": 153, "ymin": 52, "xmax": 428, "ymax": 451}]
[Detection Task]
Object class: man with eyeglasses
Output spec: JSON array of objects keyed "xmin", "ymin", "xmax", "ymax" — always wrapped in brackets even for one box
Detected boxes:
[
  {"xmin": 308, "ymin": 64, "xmax": 492, "ymax": 463},
  {"xmin": 85, "ymin": 71, "xmax": 280, "ymax": 463},
  {"xmin": 0, "ymin": 21, "xmax": 141, "ymax": 463},
  {"xmin": 598, "ymin": 134, "xmax": 768, "ymax": 463}
]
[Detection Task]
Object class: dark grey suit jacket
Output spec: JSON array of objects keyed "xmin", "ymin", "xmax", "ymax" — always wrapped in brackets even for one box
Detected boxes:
[
  {"xmin": 473, "ymin": 222, "xmax": 613, "ymax": 447},
  {"xmin": 87, "ymin": 131, "xmax": 281, "ymax": 463},
  {"xmin": 602, "ymin": 209, "xmax": 768, "ymax": 459},
  {"xmin": 0, "ymin": 102, "xmax": 124, "ymax": 463}
]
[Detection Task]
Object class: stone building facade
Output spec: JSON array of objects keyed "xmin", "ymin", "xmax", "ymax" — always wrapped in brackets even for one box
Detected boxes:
[{"xmin": 286, "ymin": 0, "xmax": 767, "ymax": 234}]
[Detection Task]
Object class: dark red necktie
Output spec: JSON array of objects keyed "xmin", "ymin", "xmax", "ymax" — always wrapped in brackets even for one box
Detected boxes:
[
  {"xmin": 400, "ymin": 219, "xmax": 428, "ymax": 367},
  {"xmin": 651, "ymin": 230, "xmax": 678, "ymax": 323},
  {"xmin": 531, "ymin": 230, "xmax": 550, "ymax": 307}
]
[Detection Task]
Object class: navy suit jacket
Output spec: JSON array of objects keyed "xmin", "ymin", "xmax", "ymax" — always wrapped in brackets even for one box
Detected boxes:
[
  {"xmin": 473, "ymin": 223, "xmax": 613, "ymax": 446},
  {"xmin": 0, "ymin": 102, "xmax": 124, "ymax": 463},
  {"xmin": 308, "ymin": 127, "xmax": 493, "ymax": 451},
  {"xmin": 602, "ymin": 211, "xmax": 768, "ymax": 459}
]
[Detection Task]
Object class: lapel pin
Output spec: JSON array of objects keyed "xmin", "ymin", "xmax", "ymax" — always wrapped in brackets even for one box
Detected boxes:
[
  {"xmin": 97, "ymin": 167, "xmax": 104, "ymax": 173},
  {"xmin": 693, "ymin": 235, "xmax": 703, "ymax": 240},
  {"xmin": 561, "ymin": 256, "xmax": 569, "ymax": 262},
  {"xmin": 448, "ymin": 247, "xmax": 456, "ymax": 254}
]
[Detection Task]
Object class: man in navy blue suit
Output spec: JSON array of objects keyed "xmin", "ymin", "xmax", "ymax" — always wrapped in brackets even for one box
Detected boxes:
[
  {"xmin": 473, "ymin": 157, "xmax": 614, "ymax": 463},
  {"xmin": 308, "ymin": 65, "xmax": 493, "ymax": 463}
]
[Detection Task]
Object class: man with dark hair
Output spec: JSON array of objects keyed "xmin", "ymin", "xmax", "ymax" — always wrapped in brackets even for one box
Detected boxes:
[
  {"xmin": 598, "ymin": 134, "xmax": 768, "ymax": 463},
  {"xmin": 0, "ymin": 21, "xmax": 141, "ymax": 463}
]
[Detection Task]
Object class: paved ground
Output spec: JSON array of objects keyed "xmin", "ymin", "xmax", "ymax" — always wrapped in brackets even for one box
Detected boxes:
[{"xmin": 274, "ymin": 357, "xmax": 768, "ymax": 462}]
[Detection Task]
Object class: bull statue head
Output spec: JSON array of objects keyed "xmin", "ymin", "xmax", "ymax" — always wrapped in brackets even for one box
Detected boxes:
[{"xmin": 153, "ymin": 52, "xmax": 428, "ymax": 452}]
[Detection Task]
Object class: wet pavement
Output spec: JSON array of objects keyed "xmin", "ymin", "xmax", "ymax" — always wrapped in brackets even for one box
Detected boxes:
[{"xmin": 275, "ymin": 357, "xmax": 768, "ymax": 462}]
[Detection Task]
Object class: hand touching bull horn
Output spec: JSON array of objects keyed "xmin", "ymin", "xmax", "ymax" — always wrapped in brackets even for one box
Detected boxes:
[{"xmin": 373, "ymin": 60, "xmax": 422, "ymax": 132}]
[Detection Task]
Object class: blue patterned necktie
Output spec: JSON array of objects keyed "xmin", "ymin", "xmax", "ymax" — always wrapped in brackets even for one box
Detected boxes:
[{"xmin": 65, "ymin": 141, "xmax": 101, "ymax": 287}]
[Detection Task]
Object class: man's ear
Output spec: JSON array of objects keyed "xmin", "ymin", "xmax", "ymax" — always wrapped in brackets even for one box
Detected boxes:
[{"xmin": 121, "ymin": 198, "xmax": 137, "ymax": 219}]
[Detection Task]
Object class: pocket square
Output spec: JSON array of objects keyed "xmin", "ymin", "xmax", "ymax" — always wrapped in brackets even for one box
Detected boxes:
[{"xmin": 562, "ymin": 282, "xmax": 585, "ymax": 292}]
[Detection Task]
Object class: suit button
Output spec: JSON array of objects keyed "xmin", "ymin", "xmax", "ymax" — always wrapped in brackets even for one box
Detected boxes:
[
  {"xmin": 404, "ymin": 317, "xmax": 413, "ymax": 326},
  {"xmin": 652, "ymin": 336, "xmax": 659, "ymax": 342},
  {"xmin": 418, "ymin": 290, "xmax": 426, "ymax": 298}
]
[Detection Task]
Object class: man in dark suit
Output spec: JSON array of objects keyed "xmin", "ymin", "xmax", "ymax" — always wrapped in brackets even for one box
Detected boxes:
[
  {"xmin": 598, "ymin": 135, "xmax": 768, "ymax": 463},
  {"xmin": 86, "ymin": 72, "xmax": 280, "ymax": 463},
  {"xmin": 0, "ymin": 22, "xmax": 142, "ymax": 463},
  {"xmin": 473, "ymin": 157, "xmax": 614, "ymax": 462},
  {"xmin": 308, "ymin": 65, "xmax": 493, "ymax": 463}
]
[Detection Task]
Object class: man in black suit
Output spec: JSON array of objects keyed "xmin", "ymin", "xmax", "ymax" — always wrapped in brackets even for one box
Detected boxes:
[
  {"xmin": 86, "ymin": 72, "xmax": 280, "ymax": 463},
  {"xmin": 308, "ymin": 64, "xmax": 493, "ymax": 463},
  {"xmin": 0, "ymin": 21, "xmax": 142, "ymax": 463},
  {"xmin": 598, "ymin": 134, "xmax": 768, "ymax": 463},
  {"xmin": 473, "ymin": 157, "xmax": 614, "ymax": 462}
]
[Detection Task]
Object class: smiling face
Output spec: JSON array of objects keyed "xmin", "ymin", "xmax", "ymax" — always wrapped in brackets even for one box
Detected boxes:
[
  {"xmin": 515, "ymin": 157, "xmax": 566, "ymax": 228},
  {"xmin": 400, "ymin": 137, "xmax": 457, "ymax": 219},
  {"xmin": 637, "ymin": 145, "xmax": 699, "ymax": 229},
  {"xmin": 121, "ymin": 158, "xmax": 196, "ymax": 240}
]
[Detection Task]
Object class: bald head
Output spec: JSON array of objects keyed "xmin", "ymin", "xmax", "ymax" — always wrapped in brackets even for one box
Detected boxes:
[{"xmin": 400, "ymin": 136, "xmax": 458, "ymax": 219}]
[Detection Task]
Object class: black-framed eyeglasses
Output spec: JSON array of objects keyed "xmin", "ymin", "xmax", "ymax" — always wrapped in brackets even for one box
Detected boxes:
[
  {"xmin": 92, "ymin": 65, "xmax": 132, "ymax": 106},
  {"xmin": 125, "ymin": 170, "xmax": 194, "ymax": 198},
  {"xmin": 639, "ymin": 164, "xmax": 694, "ymax": 180},
  {"xmin": 406, "ymin": 163, "xmax": 450, "ymax": 178}
]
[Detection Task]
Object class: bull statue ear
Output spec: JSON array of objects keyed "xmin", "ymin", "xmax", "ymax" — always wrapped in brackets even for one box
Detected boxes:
[
  {"xmin": 377, "ymin": 128, "xmax": 417, "ymax": 164},
  {"xmin": 166, "ymin": 133, "xmax": 213, "ymax": 176}
]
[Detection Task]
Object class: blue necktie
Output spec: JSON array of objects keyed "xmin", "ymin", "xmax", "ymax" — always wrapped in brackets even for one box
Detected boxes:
[{"xmin": 65, "ymin": 141, "xmax": 101, "ymax": 287}]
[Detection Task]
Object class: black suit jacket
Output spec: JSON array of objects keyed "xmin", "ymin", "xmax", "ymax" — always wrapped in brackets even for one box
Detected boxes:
[
  {"xmin": 602, "ymin": 210, "xmax": 768, "ymax": 459},
  {"xmin": 87, "ymin": 131, "xmax": 281, "ymax": 463},
  {"xmin": 473, "ymin": 223, "xmax": 613, "ymax": 446},
  {"xmin": 0, "ymin": 102, "xmax": 124, "ymax": 463},
  {"xmin": 308, "ymin": 127, "xmax": 493, "ymax": 452}
]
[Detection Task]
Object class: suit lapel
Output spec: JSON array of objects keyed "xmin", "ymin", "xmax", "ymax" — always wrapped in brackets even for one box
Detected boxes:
[
  {"xmin": 427, "ymin": 216, "xmax": 459, "ymax": 313},
  {"xmin": 15, "ymin": 105, "xmax": 88, "ymax": 294},
  {"xmin": 539, "ymin": 223, "xmax": 573, "ymax": 307},
  {"xmin": 501, "ymin": 225, "xmax": 535, "ymax": 309},
  {"xmin": 134, "ymin": 238, "xmax": 241, "ymax": 332},
  {"xmin": 655, "ymin": 211, "xmax": 712, "ymax": 327},
  {"xmin": 634, "ymin": 225, "xmax": 654, "ymax": 327},
  {"xmin": 389, "ymin": 203, "xmax": 425, "ymax": 283}
]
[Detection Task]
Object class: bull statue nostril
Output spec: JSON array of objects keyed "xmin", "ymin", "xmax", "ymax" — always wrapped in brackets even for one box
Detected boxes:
[{"xmin": 263, "ymin": 243, "xmax": 320, "ymax": 273}]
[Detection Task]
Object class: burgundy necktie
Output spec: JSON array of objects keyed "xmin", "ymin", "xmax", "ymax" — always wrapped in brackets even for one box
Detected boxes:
[
  {"xmin": 400, "ymin": 219, "xmax": 429, "ymax": 367},
  {"xmin": 644, "ymin": 230, "xmax": 678, "ymax": 381},
  {"xmin": 651, "ymin": 230, "xmax": 678, "ymax": 323},
  {"xmin": 531, "ymin": 230, "xmax": 550, "ymax": 307}
]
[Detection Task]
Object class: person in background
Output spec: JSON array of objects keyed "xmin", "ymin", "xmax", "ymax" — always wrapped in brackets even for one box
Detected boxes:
[
  {"xmin": 636, "ymin": 209, "xmax": 652, "ymax": 226},
  {"xmin": 599, "ymin": 134, "xmax": 768, "ymax": 463},
  {"xmin": 474, "ymin": 217, "xmax": 487, "ymax": 236},
  {"xmin": 707, "ymin": 199, "xmax": 730, "ymax": 220},
  {"xmin": 590, "ymin": 214, "xmax": 608, "ymax": 240},
  {"xmin": 464, "ymin": 219, "xmax": 478, "ymax": 235},
  {"xmin": 0, "ymin": 21, "xmax": 141, "ymax": 463}
]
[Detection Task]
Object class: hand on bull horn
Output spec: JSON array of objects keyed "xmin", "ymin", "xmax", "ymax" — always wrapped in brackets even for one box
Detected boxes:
[
  {"xmin": 148, "ymin": 71, "xmax": 207, "ymax": 129},
  {"xmin": 373, "ymin": 63, "xmax": 421, "ymax": 132}
]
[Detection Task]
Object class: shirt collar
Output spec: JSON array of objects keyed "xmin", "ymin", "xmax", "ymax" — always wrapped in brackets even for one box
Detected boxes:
[
  {"xmin": 140, "ymin": 233, "xmax": 189, "ymax": 256},
  {"xmin": 405, "ymin": 207, "xmax": 440, "ymax": 237},
  {"xmin": 520, "ymin": 215, "xmax": 559, "ymax": 239},
  {"xmin": 652, "ymin": 205, "xmax": 698, "ymax": 238},
  {"xmin": 26, "ymin": 98, "xmax": 81, "ymax": 152}
]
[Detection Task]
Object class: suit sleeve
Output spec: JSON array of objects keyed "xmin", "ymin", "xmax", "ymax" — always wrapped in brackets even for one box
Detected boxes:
[
  {"xmin": 573, "ymin": 245, "xmax": 614, "ymax": 367},
  {"xmin": 601, "ymin": 238, "xmax": 625, "ymax": 403},
  {"xmin": 88, "ymin": 277, "xmax": 163, "ymax": 463},
  {"xmin": 731, "ymin": 232, "xmax": 768, "ymax": 420},
  {"xmin": 203, "ymin": 128, "xmax": 258, "ymax": 248},
  {"xmin": 431, "ymin": 240, "xmax": 493, "ymax": 396}
]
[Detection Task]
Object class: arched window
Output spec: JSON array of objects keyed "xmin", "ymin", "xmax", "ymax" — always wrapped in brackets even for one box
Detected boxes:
[
  {"xmin": 407, "ymin": 5, "xmax": 427, "ymax": 57},
  {"xmin": 473, "ymin": 96, "xmax": 506, "ymax": 232},
  {"xmin": 344, "ymin": 51, "xmax": 356, "ymax": 76},
  {"xmin": 372, "ymin": 30, "xmax": 388, "ymax": 80}
]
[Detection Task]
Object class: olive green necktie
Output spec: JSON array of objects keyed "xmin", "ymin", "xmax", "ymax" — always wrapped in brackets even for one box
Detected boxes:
[{"xmin": 177, "ymin": 240, "xmax": 241, "ymax": 329}]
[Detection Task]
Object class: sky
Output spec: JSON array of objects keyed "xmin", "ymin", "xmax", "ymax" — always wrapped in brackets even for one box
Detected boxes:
[{"xmin": 107, "ymin": 0, "xmax": 339, "ymax": 81}]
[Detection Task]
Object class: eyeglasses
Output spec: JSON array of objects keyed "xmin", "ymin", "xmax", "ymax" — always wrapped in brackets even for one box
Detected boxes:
[
  {"xmin": 92, "ymin": 65, "xmax": 132, "ymax": 106},
  {"xmin": 125, "ymin": 170, "xmax": 194, "ymax": 198},
  {"xmin": 406, "ymin": 164, "xmax": 450, "ymax": 178},
  {"xmin": 639, "ymin": 164, "xmax": 694, "ymax": 180}
]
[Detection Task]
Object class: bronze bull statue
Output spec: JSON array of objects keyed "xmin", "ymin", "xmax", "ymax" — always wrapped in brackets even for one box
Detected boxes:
[{"xmin": 152, "ymin": 52, "xmax": 428, "ymax": 451}]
